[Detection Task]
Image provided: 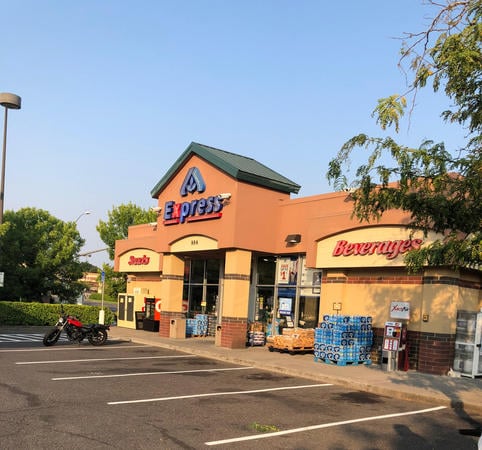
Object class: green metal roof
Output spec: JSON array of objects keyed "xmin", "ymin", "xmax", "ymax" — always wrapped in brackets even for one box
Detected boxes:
[{"xmin": 150, "ymin": 142, "xmax": 301, "ymax": 198}]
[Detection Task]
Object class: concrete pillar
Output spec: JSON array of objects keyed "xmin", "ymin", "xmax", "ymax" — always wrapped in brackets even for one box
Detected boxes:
[
  {"xmin": 158, "ymin": 254, "xmax": 185, "ymax": 338},
  {"xmin": 220, "ymin": 249, "xmax": 251, "ymax": 348}
]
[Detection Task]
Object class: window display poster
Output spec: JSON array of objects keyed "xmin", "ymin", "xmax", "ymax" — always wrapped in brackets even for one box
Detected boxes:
[
  {"xmin": 279, "ymin": 297, "xmax": 292, "ymax": 315},
  {"xmin": 278, "ymin": 258, "xmax": 298, "ymax": 285}
]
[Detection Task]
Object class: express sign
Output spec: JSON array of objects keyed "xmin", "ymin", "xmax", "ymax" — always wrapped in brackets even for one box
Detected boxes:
[{"xmin": 163, "ymin": 167, "xmax": 226, "ymax": 225}]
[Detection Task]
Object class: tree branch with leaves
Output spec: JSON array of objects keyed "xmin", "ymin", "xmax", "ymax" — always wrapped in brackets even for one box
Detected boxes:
[{"xmin": 327, "ymin": 0, "xmax": 482, "ymax": 272}]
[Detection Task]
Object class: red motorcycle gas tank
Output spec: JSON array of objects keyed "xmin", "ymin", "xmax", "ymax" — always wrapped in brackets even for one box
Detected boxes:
[{"xmin": 67, "ymin": 316, "xmax": 83, "ymax": 327}]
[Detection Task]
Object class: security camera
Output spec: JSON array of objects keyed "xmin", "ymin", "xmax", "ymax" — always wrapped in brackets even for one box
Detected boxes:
[
  {"xmin": 150, "ymin": 206, "xmax": 162, "ymax": 212},
  {"xmin": 218, "ymin": 193, "xmax": 232, "ymax": 200},
  {"xmin": 343, "ymin": 188, "xmax": 356, "ymax": 193}
]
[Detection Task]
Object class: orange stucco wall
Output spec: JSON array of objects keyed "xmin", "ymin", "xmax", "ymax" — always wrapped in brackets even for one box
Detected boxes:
[{"xmin": 115, "ymin": 172, "xmax": 413, "ymax": 271}]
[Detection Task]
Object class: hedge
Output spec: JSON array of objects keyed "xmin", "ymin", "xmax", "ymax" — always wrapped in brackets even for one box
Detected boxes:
[{"xmin": 0, "ymin": 301, "xmax": 116, "ymax": 326}]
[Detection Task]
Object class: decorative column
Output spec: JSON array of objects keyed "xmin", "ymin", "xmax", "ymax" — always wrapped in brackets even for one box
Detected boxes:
[
  {"xmin": 220, "ymin": 249, "xmax": 251, "ymax": 348},
  {"xmin": 158, "ymin": 254, "xmax": 185, "ymax": 338}
]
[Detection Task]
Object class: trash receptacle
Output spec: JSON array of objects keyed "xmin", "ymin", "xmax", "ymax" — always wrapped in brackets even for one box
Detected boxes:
[
  {"xmin": 135, "ymin": 311, "xmax": 145, "ymax": 330},
  {"xmin": 215, "ymin": 325, "xmax": 222, "ymax": 346},
  {"xmin": 381, "ymin": 350, "xmax": 397, "ymax": 372},
  {"xmin": 169, "ymin": 318, "xmax": 186, "ymax": 339}
]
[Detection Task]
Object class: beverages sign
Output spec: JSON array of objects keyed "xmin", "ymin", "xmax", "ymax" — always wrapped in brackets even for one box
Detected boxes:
[{"xmin": 332, "ymin": 238, "xmax": 423, "ymax": 260}]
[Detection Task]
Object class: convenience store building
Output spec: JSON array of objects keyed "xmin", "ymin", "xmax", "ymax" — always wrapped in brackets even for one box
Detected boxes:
[{"xmin": 114, "ymin": 142, "xmax": 481, "ymax": 375}]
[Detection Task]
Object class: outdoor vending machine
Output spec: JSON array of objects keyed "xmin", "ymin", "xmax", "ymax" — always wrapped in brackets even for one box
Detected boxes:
[
  {"xmin": 453, "ymin": 310, "xmax": 482, "ymax": 378},
  {"xmin": 143, "ymin": 297, "xmax": 161, "ymax": 332},
  {"xmin": 382, "ymin": 321, "xmax": 402, "ymax": 372}
]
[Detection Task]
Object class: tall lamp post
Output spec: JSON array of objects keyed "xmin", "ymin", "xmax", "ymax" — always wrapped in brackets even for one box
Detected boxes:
[
  {"xmin": 75, "ymin": 210, "xmax": 91, "ymax": 223},
  {"xmin": 0, "ymin": 93, "xmax": 22, "ymax": 225}
]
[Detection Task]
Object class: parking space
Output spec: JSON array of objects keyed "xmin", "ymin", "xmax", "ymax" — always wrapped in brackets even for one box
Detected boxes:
[{"xmin": 1, "ymin": 334, "xmax": 480, "ymax": 449}]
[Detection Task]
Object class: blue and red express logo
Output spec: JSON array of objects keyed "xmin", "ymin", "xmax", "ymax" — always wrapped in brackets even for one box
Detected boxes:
[{"xmin": 163, "ymin": 167, "xmax": 226, "ymax": 225}]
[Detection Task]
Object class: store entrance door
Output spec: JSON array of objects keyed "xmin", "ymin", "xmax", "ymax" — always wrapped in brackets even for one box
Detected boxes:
[{"xmin": 183, "ymin": 258, "xmax": 223, "ymax": 335}]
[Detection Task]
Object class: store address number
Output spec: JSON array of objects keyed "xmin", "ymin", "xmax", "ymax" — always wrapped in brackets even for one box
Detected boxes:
[{"xmin": 191, "ymin": 239, "xmax": 199, "ymax": 246}]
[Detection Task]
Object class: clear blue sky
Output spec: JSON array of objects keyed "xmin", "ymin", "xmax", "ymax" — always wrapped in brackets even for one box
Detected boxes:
[{"xmin": 1, "ymin": 1, "xmax": 466, "ymax": 267}]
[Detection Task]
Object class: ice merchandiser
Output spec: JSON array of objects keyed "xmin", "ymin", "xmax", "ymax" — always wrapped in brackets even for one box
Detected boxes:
[{"xmin": 453, "ymin": 310, "xmax": 482, "ymax": 378}]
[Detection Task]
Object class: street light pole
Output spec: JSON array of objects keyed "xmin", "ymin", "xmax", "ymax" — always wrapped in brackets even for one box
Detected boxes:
[
  {"xmin": 75, "ymin": 210, "xmax": 91, "ymax": 223},
  {"xmin": 0, "ymin": 93, "xmax": 21, "ymax": 225}
]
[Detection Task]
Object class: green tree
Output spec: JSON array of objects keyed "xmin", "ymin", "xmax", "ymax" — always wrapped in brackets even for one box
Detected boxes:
[
  {"xmin": 96, "ymin": 202, "xmax": 157, "ymax": 260},
  {"xmin": 0, "ymin": 208, "xmax": 86, "ymax": 302},
  {"xmin": 101, "ymin": 263, "xmax": 127, "ymax": 299},
  {"xmin": 327, "ymin": 0, "xmax": 482, "ymax": 272}
]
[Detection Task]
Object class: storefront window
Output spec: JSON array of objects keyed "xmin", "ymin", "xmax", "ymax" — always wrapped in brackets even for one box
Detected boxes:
[
  {"xmin": 252, "ymin": 255, "xmax": 321, "ymax": 334},
  {"xmin": 190, "ymin": 259, "xmax": 204, "ymax": 284},
  {"xmin": 206, "ymin": 259, "xmax": 220, "ymax": 284},
  {"xmin": 257, "ymin": 256, "xmax": 276, "ymax": 285},
  {"xmin": 298, "ymin": 295, "xmax": 319, "ymax": 328},
  {"xmin": 255, "ymin": 287, "xmax": 274, "ymax": 322},
  {"xmin": 183, "ymin": 258, "xmax": 222, "ymax": 318},
  {"xmin": 275, "ymin": 256, "xmax": 321, "ymax": 331}
]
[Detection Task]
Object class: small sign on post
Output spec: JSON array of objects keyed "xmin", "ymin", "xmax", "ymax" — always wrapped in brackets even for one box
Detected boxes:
[
  {"xmin": 0, "ymin": 272, "xmax": 4, "ymax": 287},
  {"xmin": 99, "ymin": 270, "xmax": 106, "ymax": 325}
]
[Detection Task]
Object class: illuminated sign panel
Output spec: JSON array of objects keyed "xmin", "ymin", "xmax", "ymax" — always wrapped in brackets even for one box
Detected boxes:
[{"xmin": 163, "ymin": 167, "xmax": 226, "ymax": 225}]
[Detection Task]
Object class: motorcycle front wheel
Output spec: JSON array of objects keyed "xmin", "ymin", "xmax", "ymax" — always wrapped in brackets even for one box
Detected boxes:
[
  {"xmin": 43, "ymin": 328, "xmax": 61, "ymax": 346},
  {"xmin": 88, "ymin": 329, "xmax": 108, "ymax": 346}
]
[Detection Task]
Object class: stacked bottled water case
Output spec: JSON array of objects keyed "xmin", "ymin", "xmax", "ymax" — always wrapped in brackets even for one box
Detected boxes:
[
  {"xmin": 314, "ymin": 315, "xmax": 373, "ymax": 365},
  {"xmin": 186, "ymin": 314, "xmax": 210, "ymax": 336}
]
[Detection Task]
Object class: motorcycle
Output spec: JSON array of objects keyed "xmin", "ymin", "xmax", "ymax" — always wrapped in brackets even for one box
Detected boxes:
[{"xmin": 43, "ymin": 305, "xmax": 110, "ymax": 346}]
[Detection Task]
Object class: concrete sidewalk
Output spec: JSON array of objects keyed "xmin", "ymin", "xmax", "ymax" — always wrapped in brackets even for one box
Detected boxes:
[{"xmin": 108, "ymin": 326, "xmax": 482, "ymax": 415}]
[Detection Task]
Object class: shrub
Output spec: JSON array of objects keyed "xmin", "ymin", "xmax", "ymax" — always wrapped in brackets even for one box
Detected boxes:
[{"xmin": 0, "ymin": 301, "xmax": 116, "ymax": 326}]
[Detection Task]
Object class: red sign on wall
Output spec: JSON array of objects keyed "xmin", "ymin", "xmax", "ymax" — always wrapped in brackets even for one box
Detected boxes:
[
  {"xmin": 332, "ymin": 238, "xmax": 423, "ymax": 260},
  {"xmin": 128, "ymin": 255, "xmax": 150, "ymax": 265}
]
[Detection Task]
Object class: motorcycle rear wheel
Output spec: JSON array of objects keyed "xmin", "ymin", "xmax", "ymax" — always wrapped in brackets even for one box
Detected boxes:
[
  {"xmin": 43, "ymin": 328, "xmax": 61, "ymax": 346},
  {"xmin": 88, "ymin": 329, "xmax": 108, "ymax": 346}
]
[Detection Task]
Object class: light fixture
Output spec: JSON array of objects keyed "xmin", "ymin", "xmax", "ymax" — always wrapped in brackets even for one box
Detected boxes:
[
  {"xmin": 0, "ymin": 92, "xmax": 22, "ymax": 225},
  {"xmin": 285, "ymin": 234, "xmax": 301, "ymax": 244},
  {"xmin": 218, "ymin": 193, "xmax": 231, "ymax": 200},
  {"xmin": 75, "ymin": 210, "xmax": 92, "ymax": 223}
]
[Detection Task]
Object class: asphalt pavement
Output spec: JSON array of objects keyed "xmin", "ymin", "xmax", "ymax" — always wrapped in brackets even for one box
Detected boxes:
[
  {"xmin": 105, "ymin": 325, "xmax": 482, "ymax": 416},
  {"xmin": 2, "ymin": 324, "xmax": 481, "ymax": 416}
]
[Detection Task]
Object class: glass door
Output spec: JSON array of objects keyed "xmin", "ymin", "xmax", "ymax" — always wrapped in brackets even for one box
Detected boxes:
[{"xmin": 183, "ymin": 258, "xmax": 222, "ymax": 316}]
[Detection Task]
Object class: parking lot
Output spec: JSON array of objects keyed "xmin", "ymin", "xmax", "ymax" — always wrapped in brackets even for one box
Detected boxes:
[{"xmin": 0, "ymin": 333, "xmax": 481, "ymax": 449}]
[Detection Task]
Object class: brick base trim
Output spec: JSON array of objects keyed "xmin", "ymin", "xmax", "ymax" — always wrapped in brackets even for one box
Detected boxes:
[
  {"xmin": 371, "ymin": 327, "xmax": 455, "ymax": 375},
  {"xmin": 159, "ymin": 311, "xmax": 186, "ymax": 338},
  {"xmin": 220, "ymin": 317, "xmax": 248, "ymax": 349}
]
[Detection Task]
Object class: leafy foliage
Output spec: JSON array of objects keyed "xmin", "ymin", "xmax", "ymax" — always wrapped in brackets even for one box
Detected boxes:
[
  {"xmin": 0, "ymin": 208, "xmax": 86, "ymax": 301},
  {"xmin": 0, "ymin": 301, "xmax": 116, "ymax": 326},
  {"xmin": 327, "ymin": 0, "xmax": 482, "ymax": 272},
  {"xmin": 100, "ymin": 263, "xmax": 127, "ymax": 300},
  {"xmin": 96, "ymin": 202, "xmax": 157, "ymax": 260}
]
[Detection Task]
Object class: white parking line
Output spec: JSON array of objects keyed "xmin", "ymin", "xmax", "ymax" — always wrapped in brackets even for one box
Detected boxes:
[
  {"xmin": 0, "ymin": 345, "xmax": 147, "ymax": 353},
  {"xmin": 0, "ymin": 333, "xmax": 68, "ymax": 343},
  {"xmin": 108, "ymin": 383, "xmax": 332, "ymax": 405},
  {"xmin": 204, "ymin": 406, "xmax": 447, "ymax": 446},
  {"xmin": 17, "ymin": 355, "xmax": 197, "ymax": 364},
  {"xmin": 52, "ymin": 366, "xmax": 254, "ymax": 381}
]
